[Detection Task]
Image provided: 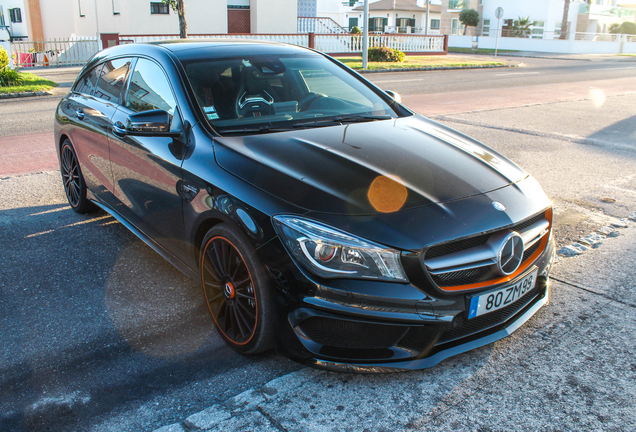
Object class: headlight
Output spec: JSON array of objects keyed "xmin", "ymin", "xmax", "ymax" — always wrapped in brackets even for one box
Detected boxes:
[{"xmin": 272, "ymin": 216, "xmax": 408, "ymax": 282}]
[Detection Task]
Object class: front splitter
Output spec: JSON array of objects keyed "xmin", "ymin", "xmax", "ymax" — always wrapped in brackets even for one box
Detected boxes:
[{"xmin": 304, "ymin": 285, "xmax": 550, "ymax": 373}]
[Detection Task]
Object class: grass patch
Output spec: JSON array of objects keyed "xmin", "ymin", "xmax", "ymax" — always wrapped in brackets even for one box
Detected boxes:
[
  {"xmin": 337, "ymin": 55, "xmax": 505, "ymax": 70},
  {"xmin": 617, "ymin": 53, "xmax": 636, "ymax": 57},
  {"xmin": 448, "ymin": 47, "xmax": 520, "ymax": 54},
  {"xmin": 0, "ymin": 72, "xmax": 58, "ymax": 94}
]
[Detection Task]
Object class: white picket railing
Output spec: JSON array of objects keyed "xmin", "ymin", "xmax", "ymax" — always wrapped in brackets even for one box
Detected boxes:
[
  {"xmin": 10, "ymin": 37, "xmax": 100, "ymax": 68},
  {"xmin": 297, "ymin": 17, "xmax": 349, "ymax": 34},
  {"xmin": 315, "ymin": 34, "xmax": 446, "ymax": 54},
  {"xmin": 119, "ymin": 33, "xmax": 310, "ymax": 47}
]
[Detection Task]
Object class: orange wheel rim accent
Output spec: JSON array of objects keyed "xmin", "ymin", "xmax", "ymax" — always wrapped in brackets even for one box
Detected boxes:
[{"xmin": 201, "ymin": 236, "xmax": 258, "ymax": 345}]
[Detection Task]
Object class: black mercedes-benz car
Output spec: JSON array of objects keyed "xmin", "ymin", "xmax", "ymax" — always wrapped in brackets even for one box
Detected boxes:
[{"xmin": 54, "ymin": 40, "xmax": 555, "ymax": 372}]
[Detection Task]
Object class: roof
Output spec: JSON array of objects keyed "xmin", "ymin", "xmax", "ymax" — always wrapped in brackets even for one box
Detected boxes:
[{"xmin": 353, "ymin": 0, "xmax": 440, "ymax": 12}]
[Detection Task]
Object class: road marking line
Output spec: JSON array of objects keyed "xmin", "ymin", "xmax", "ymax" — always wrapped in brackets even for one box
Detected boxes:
[
  {"xmin": 371, "ymin": 78, "xmax": 426, "ymax": 83},
  {"xmin": 586, "ymin": 66, "xmax": 636, "ymax": 71},
  {"xmin": 495, "ymin": 72, "xmax": 541, "ymax": 76}
]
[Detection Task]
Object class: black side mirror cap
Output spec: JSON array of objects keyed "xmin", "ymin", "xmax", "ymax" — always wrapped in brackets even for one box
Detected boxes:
[{"xmin": 126, "ymin": 109, "xmax": 181, "ymax": 137}]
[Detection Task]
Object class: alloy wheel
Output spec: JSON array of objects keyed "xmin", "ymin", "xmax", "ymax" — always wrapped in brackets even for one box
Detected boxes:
[
  {"xmin": 202, "ymin": 236, "xmax": 258, "ymax": 345},
  {"xmin": 61, "ymin": 145, "xmax": 81, "ymax": 208}
]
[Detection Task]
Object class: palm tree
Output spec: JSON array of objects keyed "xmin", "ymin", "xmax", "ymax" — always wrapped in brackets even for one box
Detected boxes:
[
  {"xmin": 559, "ymin": 0, "xmax": 570, "ymax": 40},
  {"xmin": 512, "ymin": 16, "xmax": 532, "ymax": 38}
]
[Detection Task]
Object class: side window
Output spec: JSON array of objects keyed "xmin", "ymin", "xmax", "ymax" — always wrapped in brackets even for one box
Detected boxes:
[
  {"xmin": 94, "ymin": 57, "xmax": 133, "ymax": 103},
  {"xmin": 74, "ymin": 64, "xmax": 103, "ymax": 95},
  {"xmin": 126, "ymin": 58, "xmax": 177, "ymax": 116}
]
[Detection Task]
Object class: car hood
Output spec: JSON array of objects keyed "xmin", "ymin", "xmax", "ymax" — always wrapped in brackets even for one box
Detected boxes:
[{"xmin": 213, "ymin": 115, "xmax": 528, "ymax": 215}]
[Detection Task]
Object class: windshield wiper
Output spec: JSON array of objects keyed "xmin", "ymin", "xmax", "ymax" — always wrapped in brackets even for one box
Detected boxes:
[
  {"xmin": 218, "ymin": 125, "xmax": 294, "ymax": 135},
  {"xmin": 293, "ymin": 115, "xmax": 393, "ymax": 128}
]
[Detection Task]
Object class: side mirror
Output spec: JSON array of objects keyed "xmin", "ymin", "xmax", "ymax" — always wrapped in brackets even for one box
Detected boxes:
[
  {"xmin": 126, "ymin": 109, "xmax": 180, "ymax": 137},
  {"xmin": 385, "ymin": 90, "xmax": 402, "ymax": 104}
]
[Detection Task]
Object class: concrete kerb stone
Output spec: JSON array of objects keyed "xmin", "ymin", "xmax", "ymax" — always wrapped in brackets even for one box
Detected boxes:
[
  {"xmin": 158, "ymin": 369, "xmax": 324, "ymax": 432},
  {"xmin": 0, "ymin": 91, "xmax": 52, "ymax": 99},
  {"xmin": 357, "ymin": 63, "xmax": 515, "ymax": 74},
  {"xmin": 555, "ymin": 213, "xmax": 633, "ymax": 259}
]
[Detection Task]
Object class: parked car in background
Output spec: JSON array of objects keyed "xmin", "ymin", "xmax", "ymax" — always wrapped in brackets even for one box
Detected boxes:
[{"xmin": 55, "ymin": 40, "xmax": 555, "ymax": 372}]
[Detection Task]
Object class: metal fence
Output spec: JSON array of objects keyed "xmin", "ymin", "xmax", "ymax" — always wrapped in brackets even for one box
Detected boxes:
[
  {"xmin": 315, "ymin": 34, "xmax": 446, "ymax": 54},
  {"xmin": 118, "ymin": 33, "xmax": 448, "ymax": 55},
  {"xmin": 10, "ymin": 37, "xmax": 100, "ymax": 68}
]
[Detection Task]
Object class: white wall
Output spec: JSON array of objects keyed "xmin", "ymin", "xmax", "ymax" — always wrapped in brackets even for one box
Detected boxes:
[
  {"xmin": 482, "ymin": 0, "xmax": 579, "ymax": 35},
  {"xmin": 251, "ymin": 0, "xmax": 297, "ymax": 33},
  {"xmin": 449, "ymin": 33, "xmax": 630, "ymax": 54},
  {"xmin": 1, "ymin": 0, "xmax": 29, "ymax": 39}
]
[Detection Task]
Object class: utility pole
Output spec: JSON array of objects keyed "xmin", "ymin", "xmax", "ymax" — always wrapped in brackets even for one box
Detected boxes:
[
  {"xmin": 362, "ymin": 0, "xmax": 369, "ymax": 69},
  {"xmin": 425, "ymin": 0, "xmax": 429, "ymax": 35}
]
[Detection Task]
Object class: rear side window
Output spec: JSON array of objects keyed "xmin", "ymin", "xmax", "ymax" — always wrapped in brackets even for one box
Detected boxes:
[
  {"xmin": 74, "ymin": 64, "xmax": 103, "ymax": 95},
  {"xmin": 94, "ymin": 58, "xmax": 133, "ymax": 103},
  {"xmin": 126, "ymin": 58, "xmax": 177, "ymax": 115}
]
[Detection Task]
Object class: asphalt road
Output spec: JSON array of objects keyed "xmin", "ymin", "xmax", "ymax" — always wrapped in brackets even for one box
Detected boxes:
[{"xmin": 1, "ymin": 55, "xmax": 635, "ymax": 431}]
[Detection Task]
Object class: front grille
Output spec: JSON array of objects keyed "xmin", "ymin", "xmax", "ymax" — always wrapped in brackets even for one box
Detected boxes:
[
  {"xmin": 431, "ymin": 266, "xmax": 497, "ymax": 287},
  {"xmin": 424, "ymin": 212, "xmax": 548, "ymax": 288},
  {"xmin": 436, "ymin": 285, "xmax": 539, "ymax": 344},
  {"xmin": 425, "ymin": 234, "xmax": 490, "ymax": 260},
  {"xmin": 298, "ymin": 317, "xmax": 409, "ymax": 350},
  {"xmin": 425, "ymin": 213, "xmax": 544, "ymax": 260}
]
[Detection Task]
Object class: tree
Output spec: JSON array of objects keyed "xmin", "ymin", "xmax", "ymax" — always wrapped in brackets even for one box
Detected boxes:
[
  {"xmin": 163, "ymin": 0, "xmax": 187, "ymax": 39},
  {"xmin": 559, "ymin": 0, "xmax": 570, "ymax": 40},
  {"xmin": 459, "ymin": 9, "xmax": 480, "ymax": 35},
  {"xmin": 609, "ymin": 22, "xmax": 636, "ymax": 35},
  {"xmin": 512, "ymin": 16, "xmax": 532, "ymax": 38}
]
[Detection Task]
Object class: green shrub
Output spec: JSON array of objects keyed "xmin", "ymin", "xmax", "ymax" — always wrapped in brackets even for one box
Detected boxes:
[
  {"xmin": 0, "ymin": 46, "xmax": 9, "ymax": 71},
  {"xmin": 0, "ymin": 69, "xmax": 24, "ymax": 87},
  {"xmin": 350, "ymin": 26, "xmax": 362, "ymax": 34},
  {"xmin": 367, "ymin": 47, "xmax": 405, "ymax": 62}
]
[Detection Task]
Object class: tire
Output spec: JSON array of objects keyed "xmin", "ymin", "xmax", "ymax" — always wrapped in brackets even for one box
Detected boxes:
[
  {"xmin": 60, "ymin": 140, "xmax": 96, "ymax": 214},
  {"xmin": 200, "ymin": 223, "xmax": 276, "ymax": 354}
]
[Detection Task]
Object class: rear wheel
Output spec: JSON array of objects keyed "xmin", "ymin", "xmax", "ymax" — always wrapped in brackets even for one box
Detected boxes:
[
  {"xmin": 200, "ymin": 224, "xmax": 275, "ymax": 354},
  {"xmin": 60, "ymin": 140, "xmax": 96, "ymax": 213}
]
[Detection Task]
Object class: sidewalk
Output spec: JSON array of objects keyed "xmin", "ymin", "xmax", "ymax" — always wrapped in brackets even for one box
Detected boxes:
[
  {"xmin": 449, "ymin": 50, "xmax": 636, "ymax": 62},
  {"xmin": 155, "ymin": 218, "xmax": 636, "ymax": 432}
]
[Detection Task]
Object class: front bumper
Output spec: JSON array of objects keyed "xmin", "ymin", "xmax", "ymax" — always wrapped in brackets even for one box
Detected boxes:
[{"xmin": 271, "ymin": 235, "xmax": 556, "ymax": 372}]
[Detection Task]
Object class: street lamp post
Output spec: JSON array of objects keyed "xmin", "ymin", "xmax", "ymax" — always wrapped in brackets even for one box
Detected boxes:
[{"xmin": 362, "ymin": 0, "xmax": 369, "ymax": 69}]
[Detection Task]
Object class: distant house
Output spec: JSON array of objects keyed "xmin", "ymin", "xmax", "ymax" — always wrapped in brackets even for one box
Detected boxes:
[
  {"xmin": 0, "ymin": 0, "xmax": 28, "ymax": 41},
  {"xmin": 306, "ymin": 0, "xmax": 441, "ymax": 33},
  {"xmin": 2, "ymin": 0, "xmax": 298, "ymax": 44}
]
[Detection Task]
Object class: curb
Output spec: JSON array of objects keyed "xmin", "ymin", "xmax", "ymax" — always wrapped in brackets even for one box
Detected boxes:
[
  {"xmin": 357, "ymin": 63, "xmax": 514, "ymax": 73},
  {"xmin": 0, "ymin": 90, "xmax": 53, "ymax": 99},
  {"xmin": 448, "ymin": 51, "xmax": 597, "ymax": 61},
  {"xmin": 554, "ymin": 211, "xmax": 635, "ymax": 262},
  {"xmin": 153, "ymin": 369, "xmax": 324, "ymax": 432}
]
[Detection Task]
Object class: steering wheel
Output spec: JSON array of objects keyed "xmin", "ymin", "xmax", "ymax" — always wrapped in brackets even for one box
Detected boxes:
[
  {"xmin": 297, "ymin": 92, "xmax": 325, "ymax": 112},
  {"xmin": 235, "ymin": 90, "xmax": 274, "ymax": 118}
]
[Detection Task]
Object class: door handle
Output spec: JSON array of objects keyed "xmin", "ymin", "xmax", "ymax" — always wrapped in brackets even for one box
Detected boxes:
[
  {"xmin": 113, "ymin": 121, "xmax": 126, "ymax": 137},
  {"xmin": 75, "ymin": 109, "xmax": 85, "ymax": 120}
]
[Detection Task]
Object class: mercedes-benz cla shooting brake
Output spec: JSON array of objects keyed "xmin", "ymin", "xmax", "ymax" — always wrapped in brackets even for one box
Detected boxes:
[{"xmin": 55, "ymin": 40, "xmax": 555, "ymax": 372}]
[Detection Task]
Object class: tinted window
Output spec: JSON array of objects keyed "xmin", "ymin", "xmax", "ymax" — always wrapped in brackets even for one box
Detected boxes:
[
  {"xmin": 126, "ymin": 59, "xmax": 177, "ymax": 115},
  {"xmin": 74, "ymin": 64, "xmax": 103, "ymax": 95},
  {"xmin": 94, "ymin": 58, "xmax": 132, "ymax": 103}
]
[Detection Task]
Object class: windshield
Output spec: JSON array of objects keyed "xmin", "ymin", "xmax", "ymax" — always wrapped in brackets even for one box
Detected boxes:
[{"xmin": 182, "ymin": 53, "xmax": 403, "ymax": 134}]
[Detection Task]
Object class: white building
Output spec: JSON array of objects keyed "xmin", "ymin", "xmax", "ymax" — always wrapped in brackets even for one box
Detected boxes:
[
  {"xmin": 1, "ymin": 0, "xmax": 298, "ymax": 45},
  {"xmin": 0, "ymin": 0, "xmax": 29, "ymax": 40},
  {"xmin": 307, "ymin": 0, "xmax": 442, "ymax": 33}
]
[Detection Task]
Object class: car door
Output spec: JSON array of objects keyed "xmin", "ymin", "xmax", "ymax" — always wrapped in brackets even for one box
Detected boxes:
[
  {"xmin": 65, "ymin": 60, "xmax": 130, "ymax": 204},
  {"xmin": 108, "ymin": 57, "xmax": 189, "ymax": 260}
]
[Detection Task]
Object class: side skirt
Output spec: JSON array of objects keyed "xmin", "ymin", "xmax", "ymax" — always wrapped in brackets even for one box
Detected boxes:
[{"xmin": 90, "ymin": 197, "xmax": 199, "ymax": 281}]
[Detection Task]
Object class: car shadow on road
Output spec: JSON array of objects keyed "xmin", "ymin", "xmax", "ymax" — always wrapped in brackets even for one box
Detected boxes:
[{"xmin": 0, "ymin": 203, "xmax": 290, "ymax": 432}]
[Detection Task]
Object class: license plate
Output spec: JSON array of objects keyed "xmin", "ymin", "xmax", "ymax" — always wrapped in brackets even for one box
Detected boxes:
[{"xmin": 467, "ymin": 269, "xmax": 538, "ymax": 319}]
